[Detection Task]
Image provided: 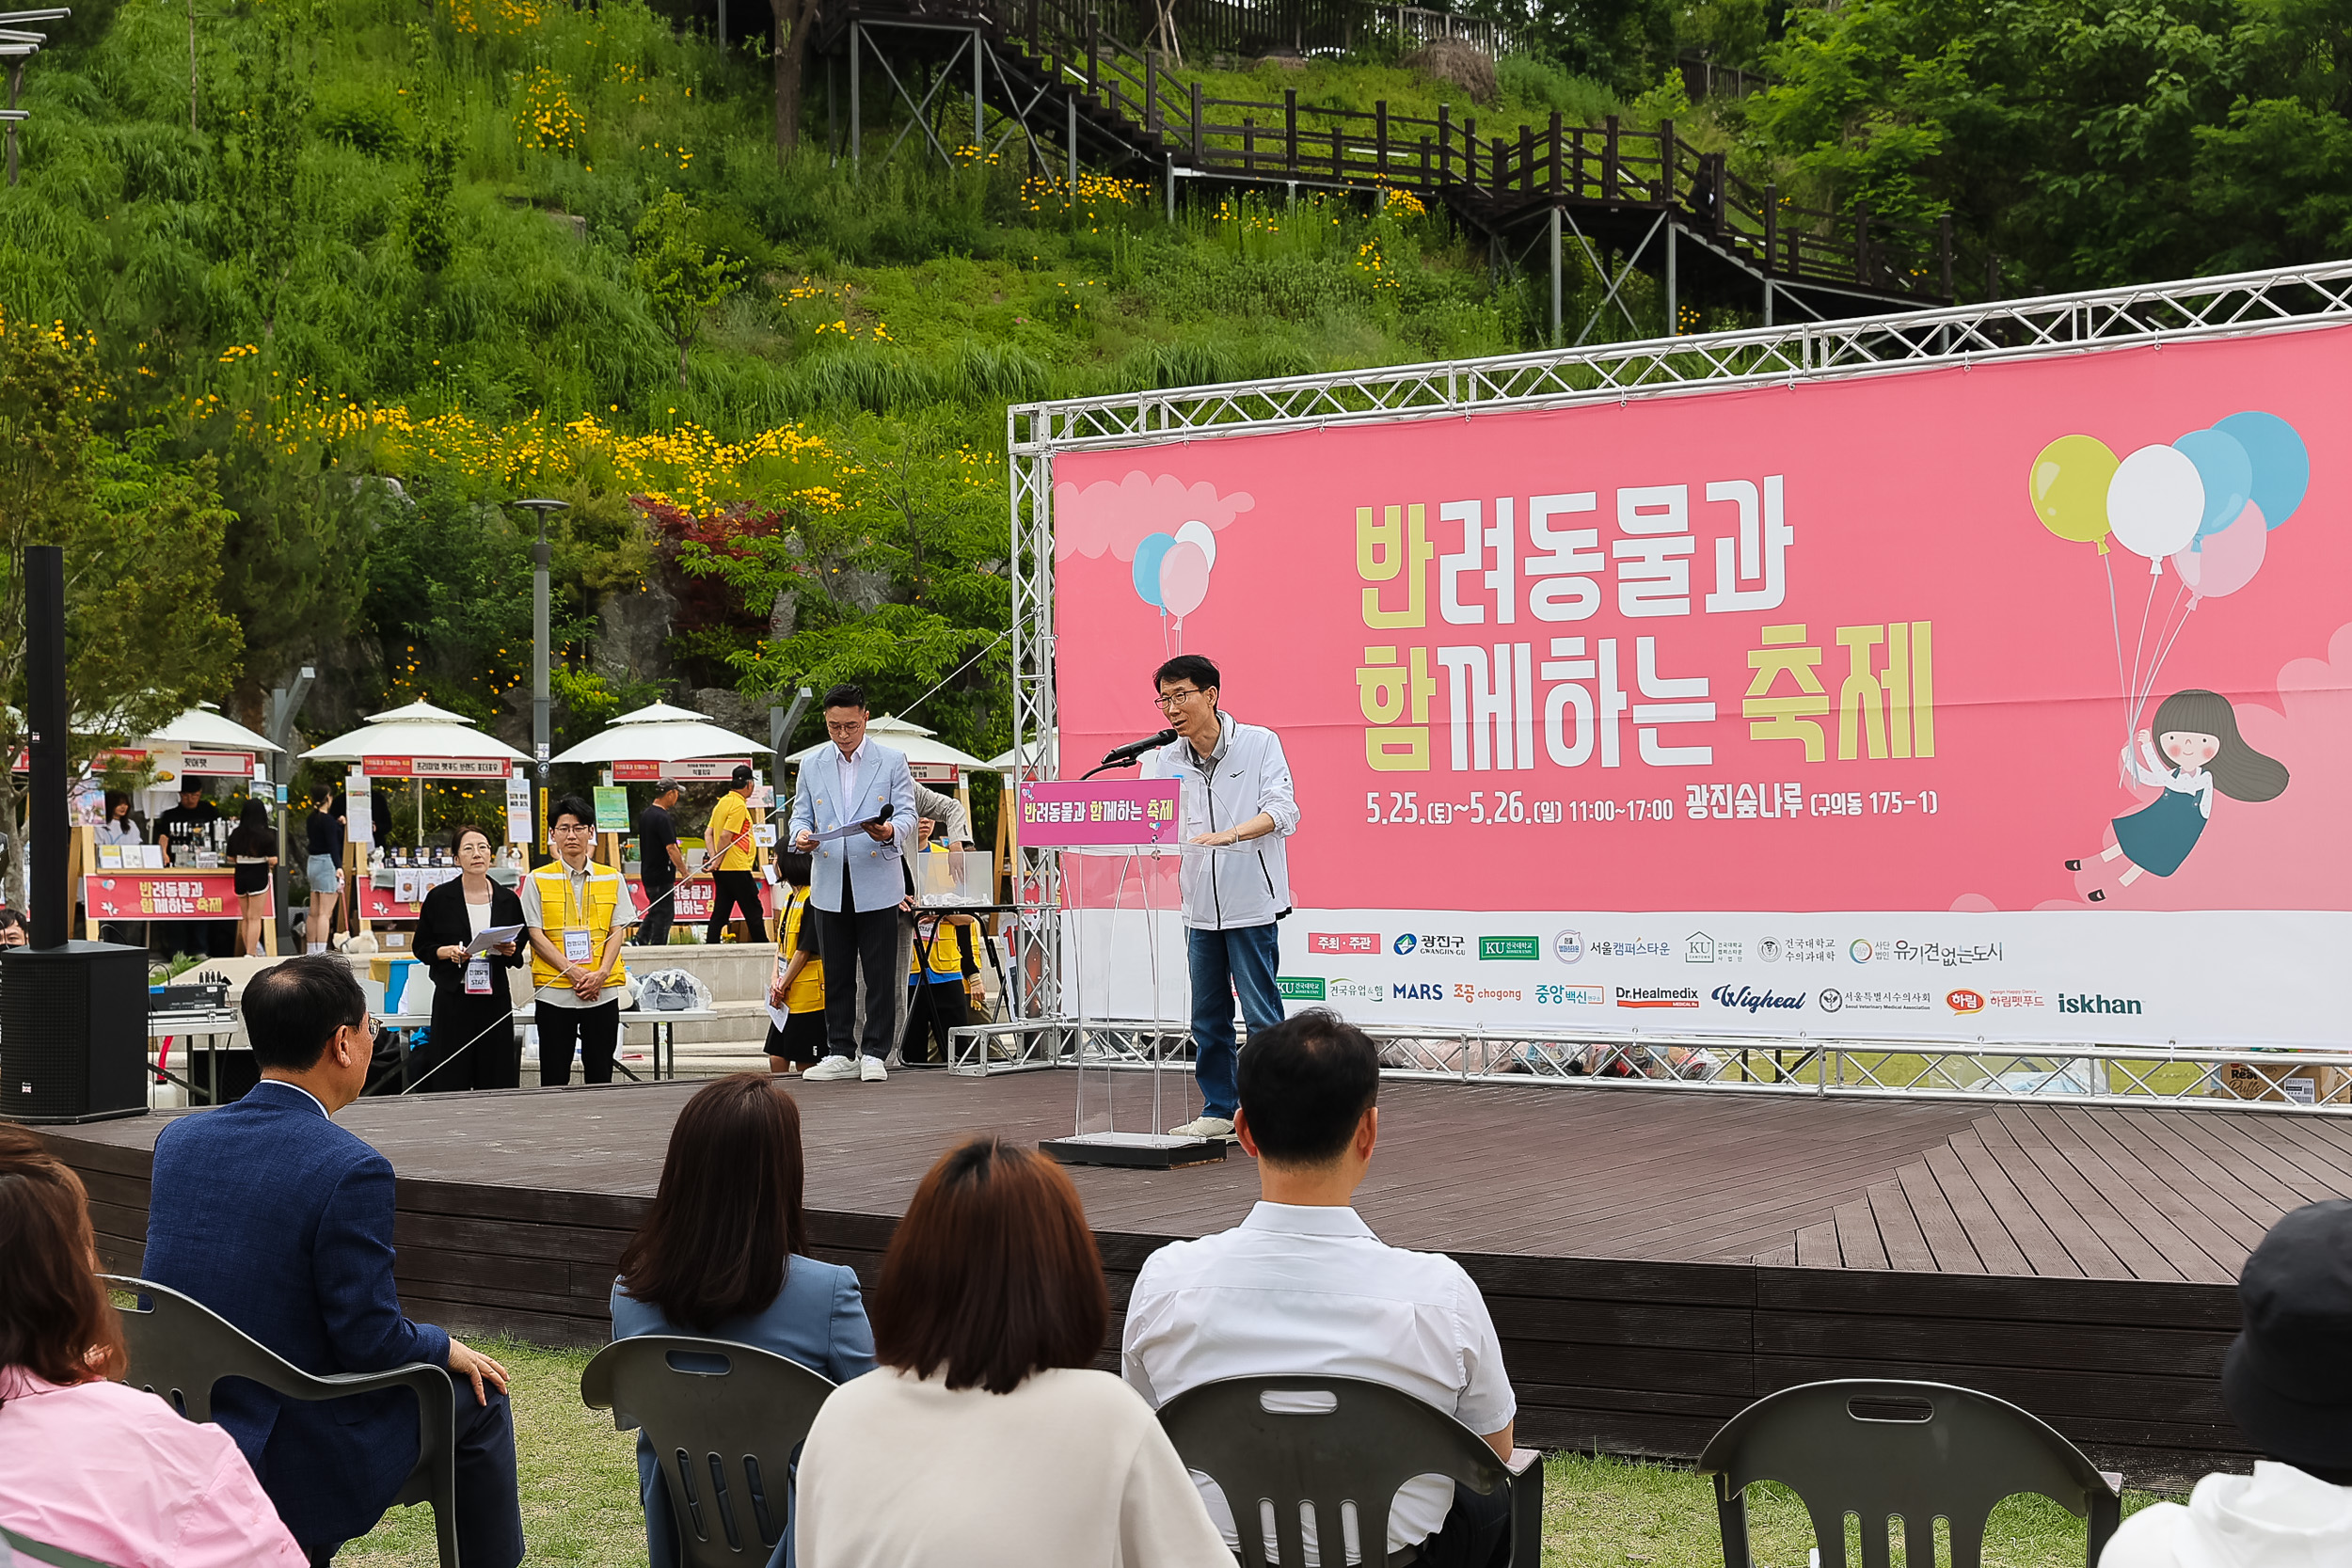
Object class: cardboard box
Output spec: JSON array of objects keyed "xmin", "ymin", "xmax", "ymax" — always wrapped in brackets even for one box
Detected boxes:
[{"xmin": 2218, "ymin": 1060, "xmax": 2345, "ymax": 1105}]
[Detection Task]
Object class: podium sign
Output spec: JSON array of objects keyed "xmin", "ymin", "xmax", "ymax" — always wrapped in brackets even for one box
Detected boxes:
[{"xmin": 1017, "ymin": 780, "xmax": 1181, "ymax": 847}]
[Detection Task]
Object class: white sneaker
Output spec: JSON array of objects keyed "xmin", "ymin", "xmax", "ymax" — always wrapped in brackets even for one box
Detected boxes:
[
  {"xmin": 803, "ymin": 1055, "xmax": 859, "ymax": 1082},
  {"xmin": 859, "ymin": 1054, "xmax": 888, "ymax": 1082},
  {"xmin": 1168, "ymin": 1116, "xmax": 1234, "ymax": 1141}
]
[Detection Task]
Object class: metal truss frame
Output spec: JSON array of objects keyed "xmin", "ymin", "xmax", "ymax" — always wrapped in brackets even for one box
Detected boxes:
[
  {"xmin": 1002, "ymin": 260, "xmax": 2352, "ymax": 1075},
  {"xmin": 951, "ymin": 1018, "xmax": 2352, "ymax": 1114}
]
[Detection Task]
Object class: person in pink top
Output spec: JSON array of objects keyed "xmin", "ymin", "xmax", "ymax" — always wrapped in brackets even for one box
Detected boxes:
[{"xmin": 0, "ymin": 1124, "xmax": 304, "ymax": 1568}]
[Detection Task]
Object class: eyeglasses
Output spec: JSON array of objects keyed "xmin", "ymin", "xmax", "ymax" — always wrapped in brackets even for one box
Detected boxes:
[
  {"xmin": 551, "ymin": 822, "xmax": 595, "ymax": 835},
  {"xmin": 1153, "ymin": 688, "xmax": 1203, "ymax": 709}
]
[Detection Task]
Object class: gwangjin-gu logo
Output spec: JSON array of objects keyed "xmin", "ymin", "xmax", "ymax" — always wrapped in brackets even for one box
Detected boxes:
[
  {"xmin": 1392, "ymin": 933, "xmax": 1418, "ymax": 955},
  {"xmin": 1710, "ymin": 985, "xmax": 1804, "ymax": 1014}
]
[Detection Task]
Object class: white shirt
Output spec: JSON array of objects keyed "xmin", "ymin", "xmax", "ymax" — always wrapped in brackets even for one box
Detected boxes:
[
  {"xmin": 1121, "ymin": 1202, "xmax": 1516, "ymax": 1559},
  {"xmin": 2101, "ymin": 1464, "xmax": 2352, "ymax": 1568},
  {"xmin": 1142, "ymin": 711, "xmax": 1301, "ymax": 929},
  {"xmin": 519, "ymin": 856, "xmax": 641, "ymax": 1009},
  {"xmin": 796, "ymin": 1367, "xmax": 1231, "ymax": 1568}
]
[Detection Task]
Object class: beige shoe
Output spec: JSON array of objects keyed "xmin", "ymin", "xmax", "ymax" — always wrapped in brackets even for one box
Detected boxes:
[{"xmin": 1168, "ymin": 1116, "xmax": 1235, "ymax": 1141}]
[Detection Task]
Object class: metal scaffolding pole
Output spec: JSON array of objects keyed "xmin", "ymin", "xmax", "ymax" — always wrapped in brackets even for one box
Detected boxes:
[
  {"xmin": 1665, "ymin": 221, "xmax": 1677, "ymax": 334},
  {"xmin": 850, "ymin": 23, "xmax": 861, "ymax": 169},
  {"xmin": 1548, "ymin": 206, "xmax": 1563, "ymax": 346}
]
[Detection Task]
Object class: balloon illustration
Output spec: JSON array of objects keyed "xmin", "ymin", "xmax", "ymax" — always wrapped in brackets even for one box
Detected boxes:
[
  {"xmin": 2171, "ymin": 500, "xmax": 2268, "ymax": 602},
  {"xmin": 2106, "ymin": 443, "xmax": 2205, "ymax": 568},
  {"xmin": 1173, "ymin": 518, "xmax": 1217, "ymax": 571},
  {"xmin": 1157, "ymin": 541, "xmax": 1211, "ymax": 619},
  {"xmin": 2029, "ymin": 435, "xmax": 2119, "ymax": 552},
  {"xmin": 2170, "ymin": 427, "xmax": 2251, "ymax": 546},
  {"xmin": 2215, "ymin": 411, "xmax": 2309, "ymax": 529},
  {"xmin": 1131, "ymin": 531, "xmax": 1176, "ymax": 608}
]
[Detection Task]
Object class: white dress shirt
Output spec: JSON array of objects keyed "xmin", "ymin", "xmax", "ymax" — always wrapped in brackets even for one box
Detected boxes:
[{"xmin": 1121, "ymin": 1201, "xmax": 1516, "ymax": 1560}]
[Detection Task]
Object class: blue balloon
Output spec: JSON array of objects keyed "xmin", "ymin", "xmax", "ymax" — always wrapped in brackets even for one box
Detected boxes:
[
  {"xmin": 2172, "ymin": 427, "xmax": 2251, "ymax": 546},
  {"xmin": 2216, "ymin": 411, "xmax": 2310, "ymax": 529},
  {"xmin": 1132, "ymin": 532, "xmax": 1176, "ymax": 608}
]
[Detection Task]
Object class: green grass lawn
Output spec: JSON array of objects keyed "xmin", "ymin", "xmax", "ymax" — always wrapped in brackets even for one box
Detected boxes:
[{"xmin": 341, "ymin": 1338, "xmax": 2164, "ymax": 1566}]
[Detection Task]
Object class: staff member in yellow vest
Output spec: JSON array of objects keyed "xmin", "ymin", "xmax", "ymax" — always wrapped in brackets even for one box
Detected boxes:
[
  {"xmin": 522, "ymin": 795, "xmax": 642, "ymax": 1086},
  {"xmin": 702, "ymin": 764, "xmax": 765, "ymax": 944}
]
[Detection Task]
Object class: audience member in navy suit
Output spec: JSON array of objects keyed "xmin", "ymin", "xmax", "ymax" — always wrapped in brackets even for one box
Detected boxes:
[
  {"xmin": 611, "ymin": 1071, "xmax": 875, "ymax": 1568},
  {"xmin": 140, "ymin": 956, "xmax": 526, "ymax": 1567}
]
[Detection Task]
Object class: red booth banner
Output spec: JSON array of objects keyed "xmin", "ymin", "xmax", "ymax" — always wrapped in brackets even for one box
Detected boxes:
[
  {"xmin": 362, "ymin": 755, "xmax": 514, "ymax": 779},
  {"xmin": 612, "ymin": 758, "xmax": 749, "ymax": 782},
  {"xmin": 85, "ymin": 871, "xmax": 268, "ymax": 921}
]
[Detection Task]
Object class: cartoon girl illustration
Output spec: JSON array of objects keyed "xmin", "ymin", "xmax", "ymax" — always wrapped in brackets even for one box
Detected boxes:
[{"xmin": 2066, "ymin": 688, "xmax": 2289, "ymax": 899}]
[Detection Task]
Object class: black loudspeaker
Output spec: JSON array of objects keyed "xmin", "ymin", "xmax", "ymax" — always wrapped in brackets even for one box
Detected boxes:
[{"xmin": 0, "ymin": 942, "xmax": 151, "ymax": 1123}]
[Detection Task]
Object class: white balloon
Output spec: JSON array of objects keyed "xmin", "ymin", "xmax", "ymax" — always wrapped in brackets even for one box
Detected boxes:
[
  {"xmin": 2106, "ymin": 444, "xmax": 2205, "ymax": 566},
  {"xmin": 1173, "ymin": 519, "xmax": 1216, "ymax": 572}
]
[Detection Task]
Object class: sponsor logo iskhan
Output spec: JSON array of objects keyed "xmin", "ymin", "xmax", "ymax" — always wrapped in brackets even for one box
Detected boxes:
[{"xmin": 2059, "ymin": 992, "xmax": 2144, "ymax": 1015}]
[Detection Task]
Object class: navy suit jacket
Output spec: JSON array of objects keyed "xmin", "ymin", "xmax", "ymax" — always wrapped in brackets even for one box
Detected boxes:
[{"xmin": 141, "ymin": 1080, "xmax": 451, "ymax": 1549}]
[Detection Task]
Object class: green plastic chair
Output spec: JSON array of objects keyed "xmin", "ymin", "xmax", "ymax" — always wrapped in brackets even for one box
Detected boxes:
[
  {"xmin": 1697, "ymin": 1379, "xmax": 2124, "ymax": 1568},
  {"xmin": 580, "ymin": 1335, "xmax": 837, "ymax": 1568},
  {"xmin": 100, "ymin": 1275, "xmax": 461, "ymax": 1568},
  {"xmin": 1156, "ymin": 1373, "xmax": 1543, "ymax": 1568},
  {"xmin": 1, "ymin": 1526, "xmax": 124, "ymax": 1568}
]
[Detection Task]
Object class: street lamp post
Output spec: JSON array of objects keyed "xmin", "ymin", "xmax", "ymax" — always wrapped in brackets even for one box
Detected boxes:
[{"xmin": 514, "ymin": 499, "xmax": 569, "ymax": 809}]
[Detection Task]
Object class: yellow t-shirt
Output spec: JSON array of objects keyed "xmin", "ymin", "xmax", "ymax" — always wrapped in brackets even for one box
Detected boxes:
[
  {"xmin": 780, "ymin": 889, "xmax": 824, "ymax": 1012},
  {"xmin": 706, "ymin": 789, "xmax": 755, "ymax": 872}
]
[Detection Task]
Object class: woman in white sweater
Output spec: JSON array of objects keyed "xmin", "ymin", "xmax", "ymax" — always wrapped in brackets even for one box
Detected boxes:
[{"xmin": 795, "ymin": 1135, "xmax": 1232, "ymax": 1568}]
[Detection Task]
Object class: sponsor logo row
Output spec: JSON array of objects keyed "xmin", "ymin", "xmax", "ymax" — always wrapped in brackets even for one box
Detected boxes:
[
  {"xmin": 1279, "ymin": 974, "xmax": 2144, "ymax": 1018},
  {"xmin": 1312, "ymin": 929, "xmax": 2013, "ymax": 968}
]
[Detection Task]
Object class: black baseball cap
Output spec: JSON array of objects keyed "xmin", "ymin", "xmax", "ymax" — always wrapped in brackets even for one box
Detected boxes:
[
  {"xmin": 729, "ymin": 764, "xmax": 755, "ymax": 785},
  {"xmin": 2222, "ymin": 1198, "xmax": 2352, "ymax": 1472}
]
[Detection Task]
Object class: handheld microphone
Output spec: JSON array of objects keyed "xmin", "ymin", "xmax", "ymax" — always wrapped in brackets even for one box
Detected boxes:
[{"xmin": 1083, "ymin": 728, "xmax": 1176, "ymax": 778}]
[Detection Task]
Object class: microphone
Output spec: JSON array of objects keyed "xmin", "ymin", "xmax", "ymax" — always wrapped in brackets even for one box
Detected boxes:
[{"xmin": 1084, "ymin": 728, "xmax": 1175, "ymax": 778}]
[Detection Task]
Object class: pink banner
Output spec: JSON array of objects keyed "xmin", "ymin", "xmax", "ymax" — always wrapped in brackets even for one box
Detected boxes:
[
  {"xmin": 1018, "ymin": 780, "xmax": 1182, "ymax": 847},
  {"xmin": 85, "ymin": 872, "xmax": 265, "ymax": 921},
  {"xmin": 1054, "ymin": 330, "xmax": 2352, "ymax": 919}
]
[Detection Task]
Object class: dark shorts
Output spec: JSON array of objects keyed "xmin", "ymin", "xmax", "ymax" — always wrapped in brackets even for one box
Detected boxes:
[{"xmin": 766, "ymin": 1007, "xmax": 827, "ymax": 1065}]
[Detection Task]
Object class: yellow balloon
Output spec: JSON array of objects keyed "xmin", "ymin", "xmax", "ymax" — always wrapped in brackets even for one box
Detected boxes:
[{"xmin": 2029, "ymin": 435, "xmax": 2117, "ymax": 553}]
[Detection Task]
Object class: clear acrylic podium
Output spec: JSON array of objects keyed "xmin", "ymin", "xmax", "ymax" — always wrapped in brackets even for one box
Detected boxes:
[{"xmin": 1037, "ymin": 840, "xmax": 1228, "ymax": 1170}]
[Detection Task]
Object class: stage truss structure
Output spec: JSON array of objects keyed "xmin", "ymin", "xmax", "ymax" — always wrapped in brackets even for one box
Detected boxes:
[
  {"xmin": 950, "ymin": 1020, "xmax": 2352, "ymax": 1115},
  {"xmin": 1003, "ymin": 259, "xmax": 2352, "ymax": 1087}
]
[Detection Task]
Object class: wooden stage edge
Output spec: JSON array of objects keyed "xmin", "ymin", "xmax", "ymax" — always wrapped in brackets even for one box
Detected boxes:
[{"xmin": 40, "ymin": 1069, "xmax": 2339, "ymax": 1493}]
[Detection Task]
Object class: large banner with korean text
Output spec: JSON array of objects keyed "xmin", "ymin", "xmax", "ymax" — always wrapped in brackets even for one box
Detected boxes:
[{"xmin": 1050, "ymin": 327, "xmax": 2352, "ymax": 1046}]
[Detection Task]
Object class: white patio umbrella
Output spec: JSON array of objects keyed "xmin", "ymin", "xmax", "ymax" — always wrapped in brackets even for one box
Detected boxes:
[
  {"xmin": 979, "ymin": 729, "xmax": 1057, "ymax": 776},
  {"xmin": 144, "ymin": 702, "xmax": 283, "ymax": 755},
  {"xmin": 300, "ymin": 700, "xmax": 532, "ymax": 768},
  {"xmin": 546, "ymin": 700, "xmax": 770, "ymax": 770}
]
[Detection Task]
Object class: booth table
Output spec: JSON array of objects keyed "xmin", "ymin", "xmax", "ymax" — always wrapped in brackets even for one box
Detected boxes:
[
  {"xmin": 147, "ymin": 1006, "xmax": 246, "ymax": 1106},
  {"xmin": 380, "ymin": 1006, "xmax": 716, "ymax": 1083}
]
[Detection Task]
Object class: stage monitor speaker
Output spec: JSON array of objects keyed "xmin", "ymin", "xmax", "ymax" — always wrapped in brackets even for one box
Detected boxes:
[{"xmin": 0, "ymin": 941, "xmax": 151, "ymax": 1124}]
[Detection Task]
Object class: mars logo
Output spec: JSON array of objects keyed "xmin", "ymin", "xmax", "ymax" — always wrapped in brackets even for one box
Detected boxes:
[
  {"xmin": 1391, "ymin": 982, "xmax": 1444, "ymax": 1001},
  {"xmin": 1393, "ymin": 933, "xmax": 1417, "ymax": 955},
  {"xmin": 1947, "ymin": 990, "xmax": 1986, "ymax": 1015}
]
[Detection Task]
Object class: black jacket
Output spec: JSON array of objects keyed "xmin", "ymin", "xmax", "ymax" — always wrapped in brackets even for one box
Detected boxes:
[{"xmin": 415, "ymin": 877, "xmax": 529, "ymax": 997}]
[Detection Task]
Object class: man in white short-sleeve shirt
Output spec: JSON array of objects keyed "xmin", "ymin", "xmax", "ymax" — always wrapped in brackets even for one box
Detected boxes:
[{"xmin": 1121, "ymin": 1009, "xmax": 1517, "ymax": 1568}]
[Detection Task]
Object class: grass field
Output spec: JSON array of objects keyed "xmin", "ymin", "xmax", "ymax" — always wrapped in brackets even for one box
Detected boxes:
[{"xmin": 340, "ymin": 1338, "xmax": 2165, "ymax": 1566}]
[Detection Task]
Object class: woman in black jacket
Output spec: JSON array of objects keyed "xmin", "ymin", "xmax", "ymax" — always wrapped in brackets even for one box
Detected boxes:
[{"xmin": 411, "ymin": 825, "xmax": 529, "ymax": 1091}]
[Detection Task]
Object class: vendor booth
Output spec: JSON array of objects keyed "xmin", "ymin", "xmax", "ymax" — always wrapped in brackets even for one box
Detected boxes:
[
  {"xmin": 301, "ymin": 701, "xmax": 532, "ymax": 936},
  {"xmin": 548, "ymin": 701, "xmax": 780, "ymax": 928},
  {"xmin": 77, "ymin": 703, "xmax": 284, "ymax": 948}
]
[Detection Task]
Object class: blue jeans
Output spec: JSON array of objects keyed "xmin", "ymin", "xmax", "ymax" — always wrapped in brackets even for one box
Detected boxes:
[{"xmin": 1186, "ymin": 923, "xmax": 1284, "ymax": 1120}]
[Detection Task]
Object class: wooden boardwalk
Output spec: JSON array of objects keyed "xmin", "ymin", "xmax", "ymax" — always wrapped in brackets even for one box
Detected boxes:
[{"xmin": 46, "ymin": 1073, "xmax": 2352, "ymax": 1486}]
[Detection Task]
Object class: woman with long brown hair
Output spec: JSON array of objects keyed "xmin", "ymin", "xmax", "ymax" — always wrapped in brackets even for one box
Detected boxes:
[
  {"xmin": 0, "ymin": 1125, "xmax": 304, "ymax": 1565},
  {"xmin": 612, "ymin": 1073, "xmax": 873, "ymax": 1568},
  {"xmin": 794, "ymin": 1135, "xmax": 1230, "ymax": 1568}
]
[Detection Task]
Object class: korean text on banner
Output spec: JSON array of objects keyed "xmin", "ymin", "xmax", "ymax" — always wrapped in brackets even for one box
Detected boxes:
[{"xmin": 1017, "ymin": 781, "xmax": 1182, "ymax": 847}]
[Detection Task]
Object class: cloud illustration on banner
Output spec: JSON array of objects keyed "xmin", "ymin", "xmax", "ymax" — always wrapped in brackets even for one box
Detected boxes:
[{"xmin": 1053, "ymin": 470, "xmax": 1254, "ymax": 563}]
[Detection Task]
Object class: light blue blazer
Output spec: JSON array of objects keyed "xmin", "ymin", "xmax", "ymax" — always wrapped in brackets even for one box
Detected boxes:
[
  {"xmin": 611, "ymin": 1256, "xmax": 876, "ymax": 1568},
  {"xmin": 787, "ymin": 739, "xmax": 918, "ymax": 913}
]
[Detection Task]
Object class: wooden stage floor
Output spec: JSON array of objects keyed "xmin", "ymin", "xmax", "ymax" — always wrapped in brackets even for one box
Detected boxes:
[{"xmin": 46, "ymin": 1069, "xmax": 2352, "ymax": 1487}]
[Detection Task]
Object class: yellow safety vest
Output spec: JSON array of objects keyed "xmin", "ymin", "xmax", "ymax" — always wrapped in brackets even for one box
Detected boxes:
[
  {"xmin": 529, "ymin": 859, "xmax": 631, "ymax": 992},
  {"xmin": 780, "ymin": 890, "xmax": 824, "ymax": 1011}
]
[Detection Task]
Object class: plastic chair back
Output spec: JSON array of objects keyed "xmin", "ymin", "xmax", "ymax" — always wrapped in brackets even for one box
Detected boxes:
[
  {"xmin": 1697, "ymin": 1379, "xmax": 2124, "ymax": 1568},
  {"xmin": 580, "ymin": 1335, "xmax": 836, "ymax": 1568},
  {"xmin": 1155, "ymin": 1374, "xmax": 1542, "ymax": 1568},
  {"xmin": 101, "ymin": 1275, "xmax": 461, "ymax": 1568},
  {"xmin": 1, "ymin": 1527, "xmax": 124, "ymax": 1568}
]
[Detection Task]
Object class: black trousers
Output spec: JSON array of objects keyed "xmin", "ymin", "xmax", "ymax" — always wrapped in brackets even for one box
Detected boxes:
[
  {"xmin": 634, "ymin": 880, "xmax": 676, "ymax": 947},
  {"xmin": 416, "ymin": 987, "xmax": 520, "ymax": 1092},
  {"xmin": 1414, "ymin": 1478, "xmax": 1514, "ymax": 1568},
  {"xmin": 902, "ymin": 978, "xmax": 969, "ymax": 1065},
  {"xmin": 536, "ymin": 998, "xmax": 620, "ymax": 1085},
  {"xmin": 305, "ymin": 1378, "xmax": 524, "ymax": 1568},
  {"xmin": 816, "ymin": 898, "xmax": 900, "ymax": 1060},
  {"xmin": 705, "ymin": 870, "xmax": 765, "ymax": 942}
]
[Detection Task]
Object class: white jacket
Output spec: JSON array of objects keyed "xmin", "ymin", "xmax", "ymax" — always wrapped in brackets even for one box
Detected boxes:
[
  {"xmin": 2100, "ymin": 1464, "xmax": 2352, "ymax": 1568},
  {"xmin": 1144, "ymin": 711, "xmax": 1299, "ymax": 931}
]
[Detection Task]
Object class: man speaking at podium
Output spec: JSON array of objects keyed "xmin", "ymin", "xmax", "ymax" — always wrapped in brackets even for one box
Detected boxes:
[{"xmin": 1142, "ymin": 655, "xmax": 1300, "ymax": 1142}]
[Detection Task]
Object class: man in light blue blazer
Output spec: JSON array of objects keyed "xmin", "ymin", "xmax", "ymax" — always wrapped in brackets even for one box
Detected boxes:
[
  {"xmin": 789, "ymin": 682, "xmax": 918, "ymax": 1082},
  {"xmin": 141, "ymin": 956, "xmax": 524, "ymax": 1566}
]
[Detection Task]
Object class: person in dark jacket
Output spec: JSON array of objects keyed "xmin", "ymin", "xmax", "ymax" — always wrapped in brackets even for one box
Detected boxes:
[{"xmin": 410, "ymin": 825, "xmax": 529, "ymax": 1091}]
